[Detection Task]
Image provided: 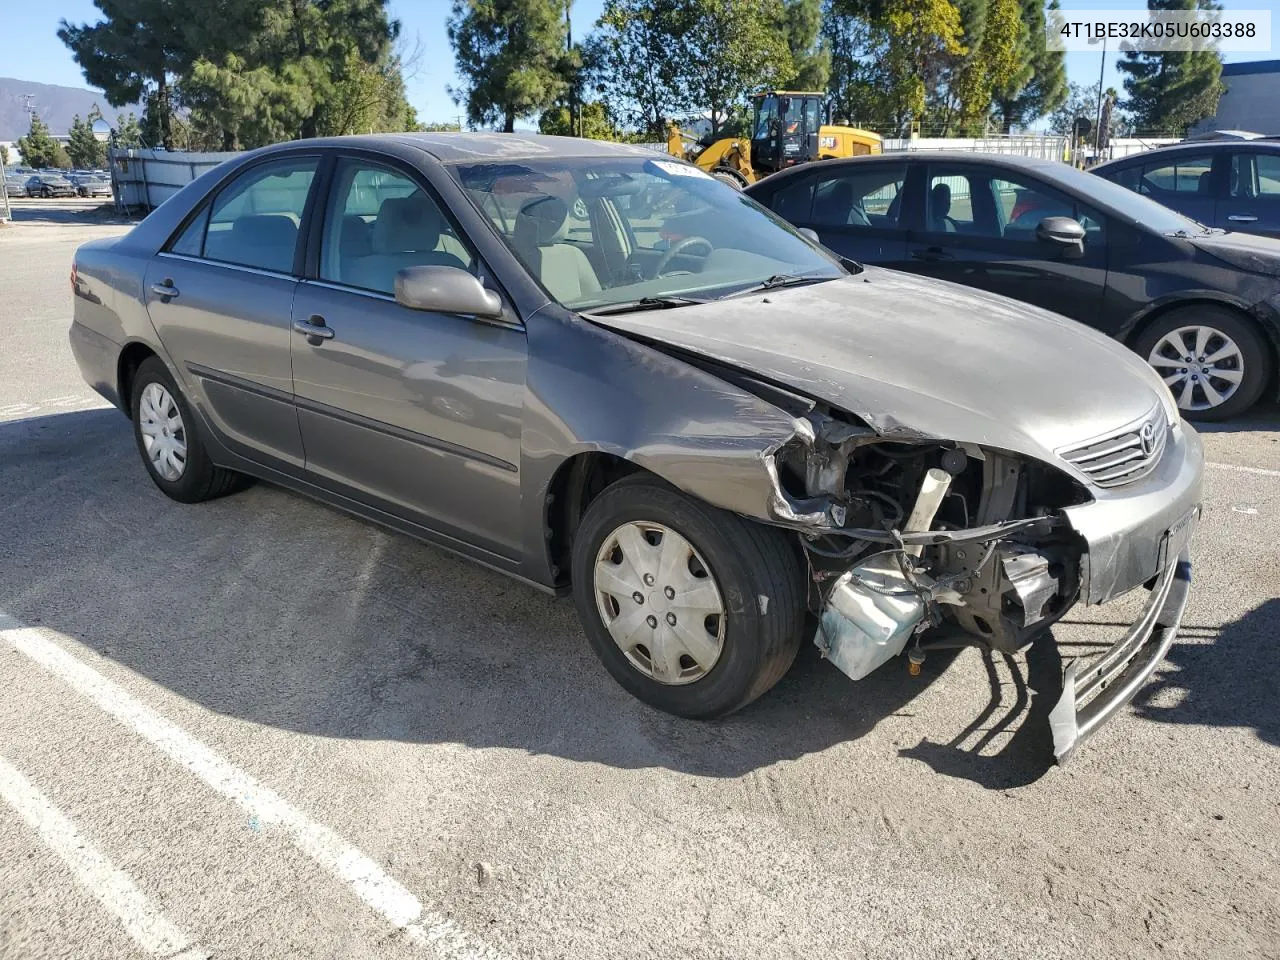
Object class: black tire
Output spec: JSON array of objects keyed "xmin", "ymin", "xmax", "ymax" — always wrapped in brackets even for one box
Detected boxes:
[
  {"xmin": 130, "ymin": 356, "xmax": 249, "ymax": 503},
  {"xmin": 711, "ymin": 169, "xmax": 746, "ymax": 190},
  {"xmin": 1133, "ymin": 305, "xmax": 1273, "ymax": 421},
  {"xmin": 570, "ymin": 474, "xmax": 806, "ymax": 719}
]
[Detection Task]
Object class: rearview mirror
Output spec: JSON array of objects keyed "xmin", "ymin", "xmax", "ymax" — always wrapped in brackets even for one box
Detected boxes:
[
  {"xmin": 395, "ymin": 265, "xmax": 504, "ymax": 320},
  {"xmin": 1035, "ymin": 216, "xmax": 1086, "ymax": 259}
]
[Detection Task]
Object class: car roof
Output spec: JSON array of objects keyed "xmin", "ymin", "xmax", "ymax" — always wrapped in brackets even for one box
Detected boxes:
[
  {"xmin": 745, "ymin": 151, "xmax": 1071, "ymax": 190},
  {"xmin": 1094, "ymin": 139, "xmax": 1280, "ymax": 170},
  {"xmin": 253, "ymin": 131, "xmax": 660, "ymax": 164}
]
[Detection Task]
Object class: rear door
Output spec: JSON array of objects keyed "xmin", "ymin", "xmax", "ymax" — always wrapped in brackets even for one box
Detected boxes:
[
  {"xmin": 290, "ymin": 154, "xmax": 526, "ymax": 558},
  {"xmin": 1133, "ymin": 150, "xmax": 1221, "ymax": 227},
  {"xmin": 1220, "ymin": 149, "xmax": 1280, "ymax": 238},
  {"xmin": 145, "ymin": 154, "xmax": 320, "ymax": 468},
  {"xmin": 903, "ymin": 163, "xmax": 1107, "ymax": 324}
]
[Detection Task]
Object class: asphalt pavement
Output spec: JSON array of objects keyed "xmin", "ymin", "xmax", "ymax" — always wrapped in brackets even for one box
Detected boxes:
[{"xmin": 1, "ymin": 199, "xmax": 1277, "ymax": 960}]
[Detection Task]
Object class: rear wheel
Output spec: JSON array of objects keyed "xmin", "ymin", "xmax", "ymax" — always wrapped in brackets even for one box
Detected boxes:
[
  {"xmin": 1135, "ymin": 305, "xmax": 1272, "ymax": 421},
  {"xmin": 130, "ymin": 356, "xmax": 249, "ymax": 503},
  {"xmin": 570, "ymin": 475, "xmax": 806, "ymax": 718},
  {"xmin": 711, "ymin": 168, "xmax": 747, "ymax": 190}
]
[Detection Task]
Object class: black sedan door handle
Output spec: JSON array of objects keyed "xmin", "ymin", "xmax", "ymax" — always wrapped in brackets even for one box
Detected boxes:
[
  {"xmin": 293, "ymin": 315, "xmax": 335, "ymax": 341},
  {"xmin": 149, "ymin": 280, "xmax": 179, "ymax": 299},
  {"xmin": 911, "ymin": 247, "xmax": 953, "ymax": 262}
]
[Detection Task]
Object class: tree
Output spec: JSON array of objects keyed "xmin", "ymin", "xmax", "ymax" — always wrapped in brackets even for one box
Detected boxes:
[
  {"xmin": 826, "ymin": 0, "xmax": 964, "ymax": 135},
  {"xmin": 539, "ymin": 101, "xmax": 619, "ymax": 139},
  {"xmin": 777, "ymin": 0, "xmax": 829, "ymax": 91},
  {"xmin": 67, "ymin": 110, "xmax": 108, "ymax": 168},
  {"xmin": 57, "ymin": 0, "xmax": 210, "ymax": 150},
  {"xmin": 950, "ymin": 0, "xmax": 1023, "ymax": 133},
  {"xmin": 1117, "ymin": 0, "xmax": 1224, "ymax": 135},
  {"xmin": 112, "ymin": 113, "xmax": 145, "ymax": 148},
  {"xmin": 588, "ymin": 0, "xmax": 688, "ymax": 138},
  {"xmin": 420, "ymin": 121, "xmax": 463, "ymax": 131},
  {"xmin": 679, "ymin": 0, "xmax": 794, "ymax": 138},
  {"xmin": 182, "ymin": 0, "xmax": 405, "ymax": 148},
  {"xmin": 16, "ymin": 115, "xmax": 64, "ymax": 168},
  {"xmin": 993, "ymin": 0, "xmax": 1066, "ymax": 130},
  {"xmin": 448, "ymin": 0, "xmax": 572, "ymax": 132},
  {"xmin": 1048, "ymin": 81, "xmax": 1099, "ymax": 136},
  {"xmin": 0, "ymin": 145, "xmax": 9, "ymax": 167}
]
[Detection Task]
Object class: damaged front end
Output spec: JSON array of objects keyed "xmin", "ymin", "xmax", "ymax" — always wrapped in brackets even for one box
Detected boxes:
[{"xmin": 764, "ymin": 406, "xmax": 1197, "ymax": 763}]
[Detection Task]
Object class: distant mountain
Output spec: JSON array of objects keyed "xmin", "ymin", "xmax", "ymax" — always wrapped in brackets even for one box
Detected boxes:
[{"xmin": 0, "ymin": 77, "xmax": 143, "ymax": 141}]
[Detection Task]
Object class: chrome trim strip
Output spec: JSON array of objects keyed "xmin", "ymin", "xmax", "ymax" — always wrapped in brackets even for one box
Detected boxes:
[{"xmin": 157, "ymin": 252, "xmax": 296, "ymax": 282}]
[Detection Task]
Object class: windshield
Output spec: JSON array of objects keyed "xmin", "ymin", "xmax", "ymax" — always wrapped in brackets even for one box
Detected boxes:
[
  {"xmin": 1055, "ymin": 163, "xmax": 1212, "ymax": 235},
  {"xmin": 450, "ymin": 155, "xmax": 846, "ymax": 311}
]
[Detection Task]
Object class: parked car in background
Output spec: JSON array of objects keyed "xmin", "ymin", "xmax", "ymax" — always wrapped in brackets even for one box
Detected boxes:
[
  {"xmin": 26, "ymin": 173, "xmax": 77, "ymax": 198},
  {"xmin": 69, "ymin": 174, "xmax": 113, "ymax": 198},
  {"xmin": 1093, "ymin": 140, "xmax": 1280, "ymax": 240},
  {"xmin": 68, "ymin": 133, "xmax": 1202, "ymax": 761},
  {"xmin": 746, "ymin": 152, "xmax": 1280, "ymax": 419},
  {"xmin": 3, "ymin": 175, "xmax": 27, "ymax": 198}
]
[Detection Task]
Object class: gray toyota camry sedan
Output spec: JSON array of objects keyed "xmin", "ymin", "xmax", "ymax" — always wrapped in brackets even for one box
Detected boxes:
[{"xmin": 69, "ymin": 133, "xmax": 1202, "ymax": 761}]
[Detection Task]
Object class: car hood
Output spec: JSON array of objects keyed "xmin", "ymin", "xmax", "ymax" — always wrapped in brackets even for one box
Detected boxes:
[
  {"xmin": 1189, "ymin": 230, "xmax": 1280, "ymax": 278},
  {"xmin": 586, "ymin": 268, "xmax": 1166, "ymax": 462}
]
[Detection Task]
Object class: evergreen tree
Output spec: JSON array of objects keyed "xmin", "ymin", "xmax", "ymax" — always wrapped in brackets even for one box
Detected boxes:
[
  {"xmin": 588, "ymin": 0, "xmax": 689, "ymax": 138},
  {"xmin": 993, "ymin": 0, "xmax": 1066, "ymax": 130},
  {"xmin": 112, "ymin": 113, "xmax": 145, "ymax": 149},
  {"xmin": 0, "ymin": 145, "xmax": 8, "ymax": 167},
  {"xmin": 67, "ymin": 111, "xmax": 108, "ymax": 169},
  {"xmin": 15, "ymin": 115, "xmax": 63, "ymax": 168},
  {"xmin": 777, "ymin": 0, "xmax": 830, "ymax": 91},
  {"xmin": 1117, "ymin": 0, "xmax": 1224, "ymax": 135},
  {"xmin": 448, "ymin": 0, "xmax": 573, "ymax": 132}
]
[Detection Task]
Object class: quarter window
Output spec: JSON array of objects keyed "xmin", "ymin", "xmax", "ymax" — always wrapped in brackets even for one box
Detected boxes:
[
  {"xmin": 319, "ymin": 160, "xmax": 473, "ymax": 295},
  {"xmin": 1230, "ymin": 152, "xmax": 1280, "ymax": 197},
  {"xmin": 199, "ymin": 158, "xmax": 318, "ymax": 273}
]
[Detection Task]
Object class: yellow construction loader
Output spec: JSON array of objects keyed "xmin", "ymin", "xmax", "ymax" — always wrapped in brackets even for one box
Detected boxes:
[{"xmin": 667, "ymin": 91, "xmax": 881, "ymax": 188}]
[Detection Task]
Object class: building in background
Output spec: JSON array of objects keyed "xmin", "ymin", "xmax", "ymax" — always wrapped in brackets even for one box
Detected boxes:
[{"xmin": 1190, "ymin": 61, "xmax": 1280, "ymax": 137}]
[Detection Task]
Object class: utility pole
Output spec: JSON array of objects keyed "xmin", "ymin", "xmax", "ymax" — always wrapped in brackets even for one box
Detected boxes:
[
  {"xmin": 566, "ymin": 0, "xmax": 580, "ymax": 137},
  {"xmin": 1093, "ymin": 35, "xmax": 1107, "ymax": 163}
]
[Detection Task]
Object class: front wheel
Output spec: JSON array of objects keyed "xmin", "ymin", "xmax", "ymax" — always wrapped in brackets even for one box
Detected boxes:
[
  {"xmin": 1135, "ymin": 306, "xmax": 1272, "ymax": 421},
  {"xmin": 570, "ymin": 475, "xmax": 806, "ymax": 718}
]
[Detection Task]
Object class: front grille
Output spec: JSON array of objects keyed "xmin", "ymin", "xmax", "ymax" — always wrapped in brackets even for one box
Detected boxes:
[{"xmin": 1059, "ymin": 411, "xmax": 1168, "ymax": 488}]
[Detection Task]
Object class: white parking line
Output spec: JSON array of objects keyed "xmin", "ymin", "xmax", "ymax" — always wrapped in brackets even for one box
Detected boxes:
[
  {"xmin": 0, "ymin": 611, "xmax": 506, "ymax": 960},
  {"xmin": 0, "ymin": 754, "xmax": 203, "ymax": 958},
  {"xmin": 1206, "ymin": 461, "xmax": 1280, "ymax": 478}
]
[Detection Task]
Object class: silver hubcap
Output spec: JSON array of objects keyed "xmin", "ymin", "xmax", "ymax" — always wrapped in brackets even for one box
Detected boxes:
[
  {"xmin": 1147, "ymin": 325, "xmax": 1245, "ymax": 412},
  {"xmin": 138, "ymin": 383, "xmax": 187, "ymax": 482},
  {"xmin": 593, "ymin": 521, "xmax": 726, "ymax": 685}
]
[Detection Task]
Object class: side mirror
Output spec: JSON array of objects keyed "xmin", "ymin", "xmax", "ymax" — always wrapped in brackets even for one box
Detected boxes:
[
  {"xmin": 1036, "ymin": 216, "xmax": 1086, "ymax": 259},
  {"xmin": 395, "ymin": 265, "xmax": 504, "ymax": 320},
  {"xmin": 798, "ymin": 227, "xmax": 820, "ymax": 243}
]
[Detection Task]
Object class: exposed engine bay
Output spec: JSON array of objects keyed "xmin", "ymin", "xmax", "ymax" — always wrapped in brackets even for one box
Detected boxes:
[{"xmin": 767, "ymin": 406, "xmax": 1092, "ymax": 679}]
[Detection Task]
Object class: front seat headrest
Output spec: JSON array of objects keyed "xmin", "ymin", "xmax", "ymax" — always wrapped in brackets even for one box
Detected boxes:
[
  {"xmin": 372, "ymin": 195, "xmax": 442, "ymax": 254},
  {"xmin": 515, "ymin": 195, "xmax": 571, "ymax": 246}
]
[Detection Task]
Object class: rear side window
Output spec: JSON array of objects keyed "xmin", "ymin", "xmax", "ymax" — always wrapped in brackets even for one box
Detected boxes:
[
  {"xmin": 198, "ymin": 158, "xmax": 318, "ymax": 273},
  {"xmin": 1140, "ymin": 153, "xmax": 1215, "ymax": 196},
  {"xmin": 811, "ymin": 165, "xmax": 907, "ymax": 228},
  {"xmin": 1230, "ymin": 151, "xmax": 1280, "ymax": 197}
]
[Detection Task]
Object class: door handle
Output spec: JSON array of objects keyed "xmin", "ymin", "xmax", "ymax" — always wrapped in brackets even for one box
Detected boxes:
[
  {"xmin": 293, "ymin": 315, "xmax": 335, "ymax": 341},
  {"xmin": 911, "ymin": 247, "xmax": 953, "ymax": 262},
  {"xmin": 1227, "ymin": 214, "xmax": 1259, "ymax": 222},
  {"xmin": 149, "ymin": 280, "xmax": 179, "ymax": 299}
]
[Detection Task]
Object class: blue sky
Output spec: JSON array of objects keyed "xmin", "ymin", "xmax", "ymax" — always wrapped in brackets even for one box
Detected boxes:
[{"xmin": 7, "ymin": 0, "xmax": 1279, "ymax": 129}]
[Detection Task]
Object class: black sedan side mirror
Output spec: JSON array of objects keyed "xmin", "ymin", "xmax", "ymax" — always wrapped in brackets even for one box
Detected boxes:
[
  {"xmin": 1036, "ymin": 216, "xmax": 1086, "ymax": 259},
  {"xmin": 395, "ymin": 265, "xmax": 504, "ymax": 320}
]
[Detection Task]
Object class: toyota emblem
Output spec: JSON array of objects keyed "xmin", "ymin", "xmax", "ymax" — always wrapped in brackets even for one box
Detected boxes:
[{"xmin": 1139, "ymin": 421, "xmax": 1156, "ymax": 457}]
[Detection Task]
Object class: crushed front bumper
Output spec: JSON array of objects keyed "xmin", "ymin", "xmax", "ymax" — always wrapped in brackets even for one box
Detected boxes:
[{"xmin": 1049, "ymin": 544, "xmax": 1192, "ymax": 763}]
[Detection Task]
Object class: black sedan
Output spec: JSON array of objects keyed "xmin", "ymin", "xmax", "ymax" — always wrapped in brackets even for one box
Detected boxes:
[
  {"xmin": 1093, "ymin": 140, "xmax": 1280, "ymax": 240},
  {"xmin": 26, "ymin": 174, "xmax": 78, "ymax": 198},
  {"xmin": 746, "ymin": 152, "xmax": 1280, "ymax": 419}
]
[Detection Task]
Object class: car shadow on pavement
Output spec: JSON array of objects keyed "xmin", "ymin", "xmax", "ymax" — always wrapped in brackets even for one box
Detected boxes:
[
  {"xmin": 2, "ymin": 410, "xmax": 1063, "ymax": 781},
  {"xmin": 1130, "ymin": 598, "xmax": 1279, "ymax": 748}
]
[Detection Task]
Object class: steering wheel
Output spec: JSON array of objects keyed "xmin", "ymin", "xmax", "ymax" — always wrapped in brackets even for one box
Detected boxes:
[{"xmin": 653, "ymin": 236, "xmax": 713, "ymax": 277}]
